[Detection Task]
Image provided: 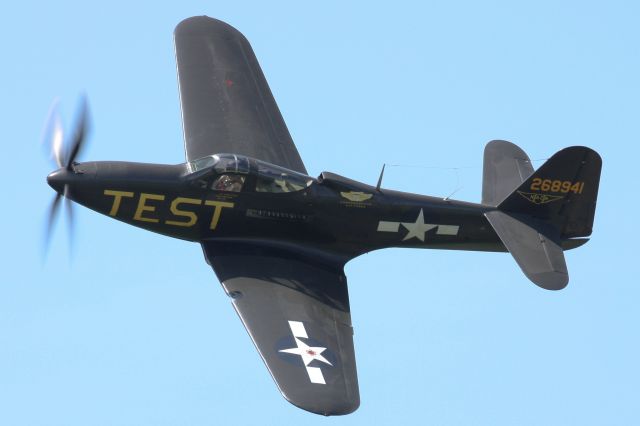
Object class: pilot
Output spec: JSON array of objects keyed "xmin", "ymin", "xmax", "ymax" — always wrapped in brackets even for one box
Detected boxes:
[
  {"xmin": 213, "ymin": 174, "xmax": 243, "ymax": 192},
  {"xmin": 227, "ymin": 175, "xmax": 243, "ymax": 192}
]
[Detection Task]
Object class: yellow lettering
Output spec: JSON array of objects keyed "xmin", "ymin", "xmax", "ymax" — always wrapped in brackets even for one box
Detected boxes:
[
  {"xmin": 204, "ymin": 200, "xmax": 234, "ymax": 230},
  {"xmin": 166, "ymin": 197, "xmax": 202, "ymax": 227},
  {"xmin": 530, "ymin": 178, "xmax": 542, "ymax": 191},
  {"xmin": 134, "ymin": 193, "xmax": 165, "ymax": 223},
  {"xmin": 104, "ymin": 190, "xmax": 134, "ymax": 216}
]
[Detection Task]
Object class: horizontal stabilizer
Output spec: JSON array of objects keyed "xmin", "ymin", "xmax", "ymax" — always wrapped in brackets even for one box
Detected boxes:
[
  {"xmin": 482, "ymin": 140, "xmax": 534, "ymax": 206},
  {"xmin": 485, "ymin": 211, "xmax": 568, "ymax": 290}
]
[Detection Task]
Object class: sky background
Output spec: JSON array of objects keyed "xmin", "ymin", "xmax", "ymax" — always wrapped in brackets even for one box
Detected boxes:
[{"xmin": 2, "ymin": 1, "xmax": 639, "ymax": 425}]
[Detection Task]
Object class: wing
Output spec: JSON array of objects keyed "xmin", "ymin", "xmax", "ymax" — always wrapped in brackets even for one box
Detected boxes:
[
  {"xmin": 174, "ymin": 16, "xmax": 307, "ymax": 173},
  {"xmin": 202, "ymin": 241, "xmax": 359, "ymax": 415}
]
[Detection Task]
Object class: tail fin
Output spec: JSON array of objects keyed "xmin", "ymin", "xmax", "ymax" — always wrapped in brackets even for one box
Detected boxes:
[
  {"xmin": 484, "ymin": 146, "xmax": 602, "ymax": 290},
  {"xmin": 497, "ymin": 146, "xmax": 602, "ymax": 238}
]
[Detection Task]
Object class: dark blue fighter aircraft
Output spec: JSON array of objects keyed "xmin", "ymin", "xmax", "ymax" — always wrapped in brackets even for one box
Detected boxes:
[{"xmin": 44, "ymin": 16, "xmax": 602, "ymax": 415}]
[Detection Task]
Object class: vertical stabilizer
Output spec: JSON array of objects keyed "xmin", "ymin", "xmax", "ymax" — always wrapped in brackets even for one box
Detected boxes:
[{"xmin": 497, "ymin": 146, "xmax": 602, "ymax": 238}]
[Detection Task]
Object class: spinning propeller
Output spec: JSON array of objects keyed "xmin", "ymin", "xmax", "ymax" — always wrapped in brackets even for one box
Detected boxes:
[{"xmin": 43, "ymin": 96, "xmax": 90, "ymax": 254}]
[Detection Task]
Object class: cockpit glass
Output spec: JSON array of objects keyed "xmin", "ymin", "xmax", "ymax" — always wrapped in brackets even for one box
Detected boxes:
[
  {"xmin": 189, "ymin": 156, "xmax": 215, "ymax": 172},
  {"xmin": 189, "ymin": 154, "xmax": 250, "ymax": 174},
  {"xmin": 255, "ymin": 160, "xmax": 314, "ymax": 193},
  {"xmin": 189, "ymin": 154, "xmax": 314, "ymax": 193}
]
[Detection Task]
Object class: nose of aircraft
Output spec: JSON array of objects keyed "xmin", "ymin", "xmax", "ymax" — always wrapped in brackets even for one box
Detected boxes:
[
  {"xmin": 47, "ymin": 168, "xmax": 71, "ymax": 194},
  {"xmin": 47, "ymin": 162, "xmax": 97, "ymax": 194}
]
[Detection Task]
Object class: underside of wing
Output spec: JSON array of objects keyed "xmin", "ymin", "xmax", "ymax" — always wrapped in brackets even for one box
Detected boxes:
[
  {"xmin": 174, "ymin": 16, "xmax": 307, "ymax": 174},
  {"xmin": 202, "ymin": 241, "xmax": 359, "ymax": 415}
]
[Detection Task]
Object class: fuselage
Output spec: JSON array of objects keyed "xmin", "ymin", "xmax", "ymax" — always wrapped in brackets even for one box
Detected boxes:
[{"xmin": 46, "ymin": 154, "xmax": 586, "ymax": 260}]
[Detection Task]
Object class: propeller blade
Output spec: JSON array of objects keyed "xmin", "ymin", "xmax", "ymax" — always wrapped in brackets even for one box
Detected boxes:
[
  {"xmin": 41, "ymin": 98, "xmax": 66, "ymax": 168},
  {"xmin": 66, "ymin": 95, "xmax": 90, "ymax": 169},
  {"xmin": 64, "ymin": 185, "xmax": 75, "ymax": 255},
  {"xmin": 53, "ymin": 112, "xmax": 65, "ymax": 168},
  {"xmin": 44, "ymin": 192, "xmax": 63, "ymax": 254}
]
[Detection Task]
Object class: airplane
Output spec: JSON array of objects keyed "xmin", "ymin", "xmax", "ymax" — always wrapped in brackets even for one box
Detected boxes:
[{"xmin": 43, "ymin": 16, "xmax": 602, "ymax": 416}]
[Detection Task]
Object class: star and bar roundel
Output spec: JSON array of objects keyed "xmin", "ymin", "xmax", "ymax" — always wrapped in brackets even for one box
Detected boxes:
[
  {"xmin": 276, "ymin": 321, "xmax": 336, "ymax": 385},
  {"xmin": 377, "ymin": 208, "xmax": 460, "ymax": 242}
]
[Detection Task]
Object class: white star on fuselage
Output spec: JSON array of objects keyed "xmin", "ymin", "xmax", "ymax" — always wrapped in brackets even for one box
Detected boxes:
[
  {"xmin": 279, "ymin": 337, "xmax": 333, "ymax": 367},
  {"xmin": 401, "ymin": 209, "xmax": 437, "ymax": 242}
]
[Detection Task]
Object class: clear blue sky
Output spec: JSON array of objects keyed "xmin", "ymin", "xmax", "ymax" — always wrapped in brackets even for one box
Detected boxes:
[{"xmin": 2, "ymin": 1, "xmax": 638, "ymax": 425}]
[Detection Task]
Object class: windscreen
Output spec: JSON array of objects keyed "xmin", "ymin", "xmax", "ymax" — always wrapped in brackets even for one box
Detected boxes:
[{"xmin": 189, "ymin": 154, "xmax": 250, "ymax": 174}]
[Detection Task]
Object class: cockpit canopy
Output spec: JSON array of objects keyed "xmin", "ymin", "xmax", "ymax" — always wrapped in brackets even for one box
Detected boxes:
[
  {"xmin": 188, "ymin": 153, "xmax": 314, "ymax": 193},
  {"xmin": 188, "ymin": 153, "xmax": 250, "ymax": 174}
]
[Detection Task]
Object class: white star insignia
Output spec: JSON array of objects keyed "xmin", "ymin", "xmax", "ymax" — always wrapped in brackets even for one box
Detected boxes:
[
  {"xmin": 279, "ymin": 337, "xmax": 333, "ymax": 367},
  {"xmin": 401, "ymin": 209, "xmax": 437, "ymax": 241},
  {"xmin": 279, "ymin": 321, "xmax": 333, "ymax": 384}
]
